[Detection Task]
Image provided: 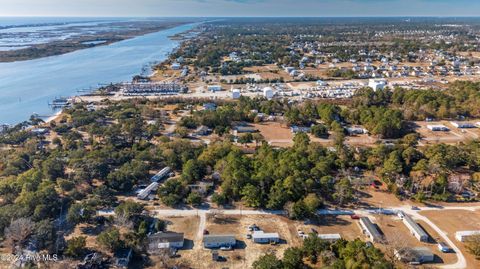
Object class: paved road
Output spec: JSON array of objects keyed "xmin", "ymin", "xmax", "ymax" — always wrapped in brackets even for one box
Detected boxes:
[{"xmin": 152, "ymin": 205, "xmax": 480, "ymax": 269}]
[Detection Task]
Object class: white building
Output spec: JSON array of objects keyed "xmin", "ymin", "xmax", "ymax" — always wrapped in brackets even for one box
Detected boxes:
[
  {"xmin": 151, "ymin": 167, "xmax": 171, "ymax": 182},
  {"xmin": 147, "ymin": 232, "xmax": 184, "ymax": 253},
  {"xmin": 263, "ymin": 87, "xmax": 274, "ymax": 99},
  {"xmin": 171, "ymin": 63, "xmax": 181, "ymax": 70},
  {"xmin": 137, "ymin": 182, "xmax": 159, "ymax": 200},
  {"xmin": 285, "ymin": 66, "xmax": 296, "ymax": 74},
  {"xmin": 450, "ymin": 121, "xmax": 477, "ymax": 128},
  {"xmin": 203, "ymin": 235, "xmax": 236, "ymax": 248},
  {"xmin": 398, "ymin": 211, "xmax": 429, "ymax": 242},
  {"xmin": 427, "ymin": 125, "xmax": 449, "ymax": 131},
  {"xmin": 359, "ymin": 217, "xmax": 383, "ymax": 243},
  {"xmin": 477, "ymin": 122, "xmax": 480, "ymax": 127},
  {"xmin": 232, "ymin": 89, "xmax": 241, "ymax": 99},
  {"xmin": 455, "ymin": 231, "xmax": 480, "ymax": 242},
  {"xmin": 316, "ymin": 80, "xmax": 328, "ymax": 86},
  {"xmin": 368, "ymin": 79, "xmax": 387, "ymax": 91},
  {"xmin": 207, "ymin": 85, "xmax": 222, "ymax": 92},
  {"xmin": 252, "ymin": 231, "xmax": 280, "ymax": 244},
  {"xmin": 395, "ymin": 247, "xmax": 434, "ymax": 264},
  {"xmin": 317, "ymin": 234, "xmax": 342, "ymax": 242},
  {"xmin": 346, "ymin": 127, "xmax": 367, "ymax": 135}
]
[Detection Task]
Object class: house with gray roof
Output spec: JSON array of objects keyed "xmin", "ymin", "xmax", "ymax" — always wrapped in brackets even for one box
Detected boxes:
[
  {"xmin": 203, "ymin": 234, "xmax": 236, "ymax": 249},
  {"xmin": 359, "ymin": 217, "xmax": 383, "ymax": 243},
  {"xmin": 148, "ymin": 232, "xmax": 184, "ymax": 253}
]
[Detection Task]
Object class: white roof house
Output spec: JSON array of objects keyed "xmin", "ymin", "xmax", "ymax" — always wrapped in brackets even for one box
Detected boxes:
[
  {"xmin": 316, "ymin": 80, "xmax": 328, "ymax": 86},
  {"xmin": 450, "ymin": 121, "xmax": 477, "ymax": 128},
  {"xmin": 137, "ymin": 182, "xmax": 159, "ymax": 200},
  {"xmin": 232, "ymin": 89, "xmax": 241, "ymax": 99},
  {"xmin": 171, "ymin": 62, "xmax": 181, "ymax": 70},
  {"xmin": 455, "ymin": 231, "xmax": 480, "ymax": 242},
  {"xmin": 398, "ymin": 211, "xmax": 429, "ymax": 242},
  {"xmin": 359, "ymin": 217, "xmax": 383, "ymax": 243},
  {"xmin": 263, "ymin": 87, "xmax": 274, "ymax": 100},
  {"xmin": 252, "ymin": 231, "xmax": 280, "ymax": 243},
  {"xmin": 395, "ymin": 247, "xmax": 434, "ymax": 264},
  {"xmin": 368, "ymin": 79, "xmax": 387, "ymax": 91},
  {"xmin": 346, "ymin": 126, "xmax": 367, "ymax": 135},
  {"xmin": 427, "ymin": 125, "xmax": 449, "ymax": 131},
  {"xmin": 317, "ymin": 234, "xmax": 342, "ymax": 241},
  {"xmin": 151, "ymin": 167, "xmax": 171, "ymax": 182},
  {"xmin": 207, "ymin": 85, "xmax": 222, "ymax": 92}
]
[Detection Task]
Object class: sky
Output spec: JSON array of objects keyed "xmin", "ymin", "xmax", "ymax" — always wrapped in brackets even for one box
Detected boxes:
[{"xmin": 1, "ymin": 0, "xmax": 479, "ymax": 17}]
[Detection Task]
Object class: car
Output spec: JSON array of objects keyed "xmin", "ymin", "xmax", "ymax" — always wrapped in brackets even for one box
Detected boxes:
[
  {"xmin": 411, "ymin": 206, "xmax": 420, "ymax": 210},
  {"xmin": 203, "ymin": 229, "xmax": 209, "ymax": 235},
  {"xmin": 350, "ymin": 214, "xmax": 360, "ymax": 219}
]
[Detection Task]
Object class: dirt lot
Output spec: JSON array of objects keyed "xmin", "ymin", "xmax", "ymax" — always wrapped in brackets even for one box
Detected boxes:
[
  {"xmin": 253, "ymin": 122, "xmax": 294, "ymax": 147},
  {"xmin": 420, "ymin": 209, "xmax": 480, "ymax": 269},
  {"xmin": 64, "ymin": 223, "xmax": 104, "ymax": 250},
  {"xmin": 201, "ymin": 214, "xmax": 297, "ymax": 269},
  {"xmin": 357, "ymin": 188, "xmax": 408, "ymax": 208},
  {"xmin": 163, "ymin": 216, "xmax": 200, "ymax": 243},
  {"xmin": 295, "ymin": 215, "xmax": 364, "ymax": 241},
  {"xmin": 155, "ymin": 213, "xmax": 370, "ymax": 269},
  {"xmin": 372, "ymin": 214, "xmax": 457, "ymax": 266},
  {"xmin": 147, "ymin": 216, "xmax": 200, "ymax": 269},
  {"xmin": 253, "ymin": 122, "xmax": 382, "ymax": 148}
]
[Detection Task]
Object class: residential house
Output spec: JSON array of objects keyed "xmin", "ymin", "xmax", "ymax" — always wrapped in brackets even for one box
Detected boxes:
[
  {"xmin": 317, "ymin": 234, "xmax": 342, "ymax": 242},
  {"xmin": 148, "ymin": 232, "xmax": 184, "ymax": 253},
  {"xmin": 455, "ymin": 231, "xmax": 480, "ymax": 242},
  {"xmin": 398, "ymin": 211, "xmax": 429, "ymax": 242},
  {"xmin": 252, "ymin": 231, "xmax": 280, "ymax": 244},
  {"xmin": 359, "ymin": 217, "xmax": 383, "ymax": 243},
  {"xmin": 193, "ymin": 125, "xmax": 210, "ymax": 136},
  {"xmin": 395, "ymin": 247, "xmax": 434, "ymax": 264},
  {"xmin": 203, "ymin": 235, "xmax": 236, "ymax": 249},
  {"xmin": 427, "ymin": 125, "xmax": 449, "ymax": 131}
]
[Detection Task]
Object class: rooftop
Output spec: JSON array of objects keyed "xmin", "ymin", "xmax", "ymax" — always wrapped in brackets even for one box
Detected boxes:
[
  {"xmin": 360, "ymin": 217, "xmax": 382, "ymax": 240},
  {"xmin": 149, "ymin": 232, "xmax": 184, "ymax": 243},
  {"xmin": 203, "ymin": 234, "xmax": 236, "ymax": 244},
  {"xmin": 401, "ymin": 212, "xmax": 428, "ymax": 239}
]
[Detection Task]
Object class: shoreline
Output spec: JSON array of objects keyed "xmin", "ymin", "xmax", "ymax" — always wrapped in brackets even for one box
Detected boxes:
[
  {"xmin": 0, "ymin": 20, "xmax": 193, "ymax": 63},
  {"xmin": 0, "ymin": 22, "xmax": 201, "ymax": 125},
  {"xmin": 44, "ymin": 110, "xmax": 63, "ymax": 124},
  {"xmin": 33, "ymin": 24, "xmax": 200, "ymax": 127}
]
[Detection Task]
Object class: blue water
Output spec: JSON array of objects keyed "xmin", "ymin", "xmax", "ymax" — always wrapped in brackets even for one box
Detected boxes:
[{"xmin": 0, "ymin": 22, "xmax": 197, "ymax": 124}]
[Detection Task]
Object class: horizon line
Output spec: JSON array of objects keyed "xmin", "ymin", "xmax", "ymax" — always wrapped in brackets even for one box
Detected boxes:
[{"xmin": 2, "ymin": 15, "xmax": 480, "ymax": 18}]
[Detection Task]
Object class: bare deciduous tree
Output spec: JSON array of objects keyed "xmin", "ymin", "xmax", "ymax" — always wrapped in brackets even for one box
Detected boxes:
[
  {"xmin": 115, "ymin": 213, "xmax": 133, "ymax": 229},
  {"xmin": 382, "ymin": 230, "xmax": 412, "ymax": 266},
  {"xmin": 4, "ymin": 218, "xmax": 35, "ymax": 251}
]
